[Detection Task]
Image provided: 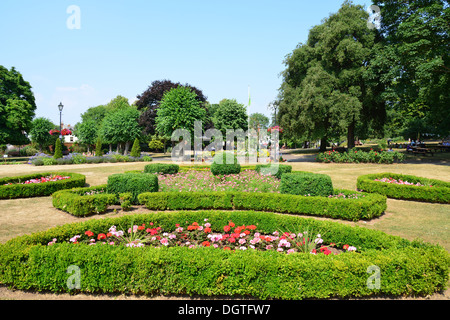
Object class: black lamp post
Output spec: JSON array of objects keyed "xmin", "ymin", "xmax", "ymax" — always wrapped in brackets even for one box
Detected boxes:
[{"xmin": 58, "ymin": 102, "xmax": 64, "ymax": 142}]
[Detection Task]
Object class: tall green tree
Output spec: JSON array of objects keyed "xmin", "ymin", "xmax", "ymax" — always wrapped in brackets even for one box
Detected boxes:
[
  {"xmin": 155, "ymin": 86, "xmax": 207, "ymax": 138},
  {"xmin": 249, "ymin": 113, "xmax": 270, "ymax": 131},
  {"xmin": 0, "ymin": 66, "xmax": 36, "ymax": 145},
  {"xmin": 372, "ymin": 0, "xmax": 450, "ymax": 137},
  {"xmin": 213, "ymin": 99, "xmax": 248, "ymax": 136},
  {"xmin": 100, "ymin": 107, "xmax": 142, "ymax": 154},
  {"xmin": 278, "ymin": 1, "xmax": 382, "ymax": 149},
  {"xmin": 29, "ymin": 117, "xmax": 57, "ymax": 151}
]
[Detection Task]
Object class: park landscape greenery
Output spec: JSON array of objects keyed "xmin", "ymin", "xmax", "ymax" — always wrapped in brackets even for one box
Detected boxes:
[{"xmin": 0, "ymin": 0, "xmax": 449, "ymax": 300}]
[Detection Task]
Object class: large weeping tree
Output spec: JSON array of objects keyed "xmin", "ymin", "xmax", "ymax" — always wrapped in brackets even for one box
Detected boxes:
[{"xmin": 278, "ymin": 1, "xmax": 385, "ymax": 150}]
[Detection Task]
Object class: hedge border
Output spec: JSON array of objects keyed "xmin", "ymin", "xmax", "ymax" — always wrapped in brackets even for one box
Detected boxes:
[
  {"xmin": 1, "ymin": 211, "xmax": 448, "ymax": 299},
  {"xmin": 52, "ymin": 185, "xmax": 117, "ymax": 217},
  {"xmin": 0, "ymin": 172, "xmax": 86, "ymax": 199},
  {"xmin": 138, "ymin": 189, "xmax": 387, "ymax": 221},
  {"xmin": 357, "ymin": 173, "xmax": 450, "ymax": 204}
]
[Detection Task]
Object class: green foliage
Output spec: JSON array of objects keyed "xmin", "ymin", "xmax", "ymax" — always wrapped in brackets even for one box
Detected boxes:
[
  {"xmin": 106, "ymin": 173, "xmax": 158, "ymax": 204},
  {"xmin": 210, "ymin": 153, "xmax": 241, "ymax": 176},
  {"xmin": 148, "ymin": 139, "xmax": 164, "ymax": 152},
  {"xmin": 255, "ymin": 164, "xmax": 292, "ymax": 179},
  {"xmin": 119, "ymin": 192, "xmax": 133, "ymax": 211},
  {"xmin": 213, "ymin": 99, "xmax": 248, "ymax": 136},
  {"xmin": 144, "ymin": 163, "xmax": 179, "ymax": 174},
  {"xmin": 357, "ymin": 173, "xmax": 450, "ymax": 204},
  {"xmin": 139, "ymin": 190, "xmax": 386, "ymax": 221},
  {"xmin": 316, "ymin": 149, "xmax": 405, "ymax": 164},
  {"xmin": 95, "ymin": 137, "xmax": 103, "ymax": 156},
  {"xmin": 248, "ymin": 113, "xmax": 270, "ymax": 131},
  {"xmin": 52, "ymin": 185, "xmax": 117, "ymax": 217},
  {"xmin": 99, "ymin": 107, "xmax": 141, "ymax": 147},
  {"xmin": 155, "ymin": 86, "xmax": 207, "ymax": 137},
  {"xmin": 280, "ymin": 172, "xmax": 334, "ymax": 197},
  {"xmin": 2, "ymin": 211, "xmax": 447, "ymax": 299},
  {"xmin": 0, "ymin": 172, "xmax": 86, "ymax": 199},
  {"xmin": 29, "ymin": 117, "xmax": 57, "ymax": 151},
  {"xmin": 53, "ymin": 139, "xmax": 63, "ymax": 159},
  {"xmin": 130, "ymin": 138, "xmax": 141, "ymax": 158},
  {"xmin": 0, "ymin": 66, "xmax": 36, "ymax": 145}
]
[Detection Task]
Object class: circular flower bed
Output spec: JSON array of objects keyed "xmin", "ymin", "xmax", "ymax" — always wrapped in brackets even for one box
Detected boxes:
[
  {"xmin": 357, "ymin": 173, "xmax": 450, "ymax": 203},
  {"xmin": 0, "ymin": 172, "xmax": 86, "ymax": 199},
  {"xmin": 1, "ymin": 211, "xmax": 448, "ymax": 299},
  {"xmin": 54, "ymin": 219, "xmax": 357, "ymax": 255}
]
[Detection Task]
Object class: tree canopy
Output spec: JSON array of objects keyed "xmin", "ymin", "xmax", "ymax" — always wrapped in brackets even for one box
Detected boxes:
[{"xmin": 0, "ymin": 66, "xmax": 36, "ymax": 145}]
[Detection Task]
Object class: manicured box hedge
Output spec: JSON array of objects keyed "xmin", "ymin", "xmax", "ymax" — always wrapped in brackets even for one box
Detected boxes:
[
  {"xmin": 52, "ymin": 185, "xmax": 117, "ymax": 217},
  {"xmin": 210, "ymin": 153, "xmax": 241, "ymax": 175},
  {"xmin": 357, "ymin": 173, "xmax": 450, "ymax": 204},
  {"xmin": 0, "ymin": 172, "xmax": 86, "ymax": 199},
  {"xmin": 144, "ymin": 163, "xmax": 179, "ymax": 175},
  {"xmin": 281, "ymin": 172, "xmax": 334, "ymax": 197},
  {"xmin": 255, "ymin": 164, "xmax": 292, "ymax": 179},
  {"xmin": 1, "ymin": 211, "xmax": 448, "ymax": 299},
  {"xmin": 106, "ymin": 172, "xmax": 158, "ymax": 204},
  {"xmin": 138, "ymin": 189, "xmax": 387, "ymax": 221}
]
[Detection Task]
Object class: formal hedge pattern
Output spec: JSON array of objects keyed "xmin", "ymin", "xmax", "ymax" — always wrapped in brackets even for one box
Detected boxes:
[
  {"xmin": 106, "ymin": 173, "xmax": 158, "ymax": 204},
  {"xmin": 0, "ymin": 172, "xmax": 86, "ymax": 199},
  {"xmin": 357, "ymin": 173, "xmax": 450, "ymax": 204},
  {"xmin": 138, "ymin": 190, "xmax": 387, "ymax": 221},
  {"xmin": 1, "ymin": 211, "xmax": 448, "ymax": 299}
]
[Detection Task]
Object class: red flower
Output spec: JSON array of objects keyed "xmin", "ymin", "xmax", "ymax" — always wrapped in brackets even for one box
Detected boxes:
[
  {"xmin": 85, "ymin": 230, "xmax": 94, "ymax": 237},
  {"xmin": 246, "ymin": 225, "xmax": 257, "ymax": 230},
  {"xmin": 97, "ymin": 233, "xmax": 106, "ymax": 240},
  {"xmin": 223, "ymin": 225, "xmax": 231, "ymax": 232},
  {"xmin": 228, "ymin": 237, "xmax": 236, "ymax": 243},
  {"xmin": 204, "ymin": 227, "xmax": 212, "ymax": 233},
  {"xmin": 223, "ymin": 247, "xmax": 231, "ymax": 251},
  {"xmin": 343, "ymin": 244, "xmax": 349, "ymax": 250},
  {"xmin": 106, "ymin": 233, "xmax": 112, "ymax": 237},
  {"xmin": 228, "ymin": 221, "xmax": 235, "ymax": 228},
  {"xmin": 202, "ymin": 241, "xmax": 210, "ymax": 247}
]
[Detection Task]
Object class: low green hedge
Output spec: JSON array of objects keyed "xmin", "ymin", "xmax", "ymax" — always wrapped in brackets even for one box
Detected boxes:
[
  {"xmin": 1, "ymin": 211, "xmax": 448, "ymax": 299},
  {"xmin": 357, "ymin": 173, "xmax": 450, "ymax": 204},
  {"xmin": 144, "ymin": 163, "xmax": 179, "ymax": 175},
  {"xmin": 0, "ymin": 172, "xmax": 86, "ymax": 199},
  {"xmin": 280, "ymin": 172, "xmax": 334, "ymax": 197},
  {"xmin": 138, "ymin": 189, "xmax": 387, "ymax": 221},
  {"xmin": 210, "ymin": 153, "xmax": 241, "ymax": 176},
  {"xmin": 106, "ymin": 173, "xmax": 158, "ymax": 204},
  {"xmin": 52, "ymin": 185, "xmax": 117, "ymax": 217}
]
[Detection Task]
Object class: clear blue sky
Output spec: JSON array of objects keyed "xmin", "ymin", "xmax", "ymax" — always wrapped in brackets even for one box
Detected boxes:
[{"xmin": 0, "ymin": 0, "xmax": 372, "ymax": 127}]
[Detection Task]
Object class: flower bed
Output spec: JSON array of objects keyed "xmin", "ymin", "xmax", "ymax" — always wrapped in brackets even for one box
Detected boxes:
[
  {"xmin": 357, "ymin": 173, "xmax": 450, "ymax": 204},
  {"xmin": 316, "ymin": 149, "xmax": 405, "ymax": 164},
  {"xmin": 28, "ymin": 152, "xmax": 152, "ymax": 166},
  {"xmin": 0, "ymin": 172, "xmax": 86, "ymax": 199},
  {"xmin": 1, "ymin": 211, "xmax": 448, "ymax": 299}
]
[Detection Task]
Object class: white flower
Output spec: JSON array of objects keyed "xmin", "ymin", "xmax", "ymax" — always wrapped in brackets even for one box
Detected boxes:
[{"xmin": 347, "ymin": 246, "xmax": 357, "ymax": 252}]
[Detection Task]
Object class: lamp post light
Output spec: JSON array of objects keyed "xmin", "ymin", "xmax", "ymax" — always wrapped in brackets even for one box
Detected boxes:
[{"xmin": 58, "ymin": 102, "xmax": 64, "ymax": 142}]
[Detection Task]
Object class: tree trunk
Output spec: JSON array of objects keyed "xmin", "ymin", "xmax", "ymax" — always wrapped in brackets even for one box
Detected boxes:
[
  {"xmin": 109, "ymin": 144, "xmax": 112, "ymax": 153},
  {"xmin": 347, "ymin": 121, "xmax": 356, "ymax": 150},
  {"xmin": 319, "ymin": 137, "xmax": 327, "ymax": 152},
  {"xmin": 124, "ymin": 141, "xmax": 130, "ymax": 155}
]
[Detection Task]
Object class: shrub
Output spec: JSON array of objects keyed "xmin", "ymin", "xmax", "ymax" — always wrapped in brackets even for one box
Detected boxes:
[
  {"xmin": 357, "ymin": 173, "xmax": 450, "ymax": 204},
  {"xmin": 95, "ymin": 138, "xmax": 103, "ymax": 157},
  {"xmin": 52, "ymin": 185, "xmax": 117, "ymax": 217},
  {"xmin": 130, "ymin": 138, "xmax": 141, "ymax": 158},
  {"xmin": 106, "ymin": 173, "xmax": 158, "ymax": 204},
  {"xmin": 316, "ymin": 149, "xmax": 405, "ymax": 164},
  {"xmin": 255, "ymin": 164, "xmax": 292, "ymax": 179},
  {"xmin": 144, "ymin": 163, "xmax": 179, "ymax": 175},
  {"xmin": 1, "ymin": 211, "xmax": 448, "ymax": 299},
  {"xmin": 210, "ymin": 153, "xmax": 241, "ymax": 176},
  {"xmin": 53, "ymin": 139, "xmax": 63, "ymax": 159},
  {"xmin": 0, "ymin": 172, "xmax": 86, "ymax": 199},
  {"xmin": 142, "ymin": 156, "xmax": 153, "ymax": 162},
  {"xmin": 139, "ymin": 190, "xmax": 386, "ymax": 221},
  {"xmin": 280, "ymin": 172, "xmax": 334, "ymax": 197}
]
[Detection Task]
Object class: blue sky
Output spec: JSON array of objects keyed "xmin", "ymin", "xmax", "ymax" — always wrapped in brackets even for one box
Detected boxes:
[{"xmin": 0, "ymin": 0, "xmax": 372, "ymax": 127}]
